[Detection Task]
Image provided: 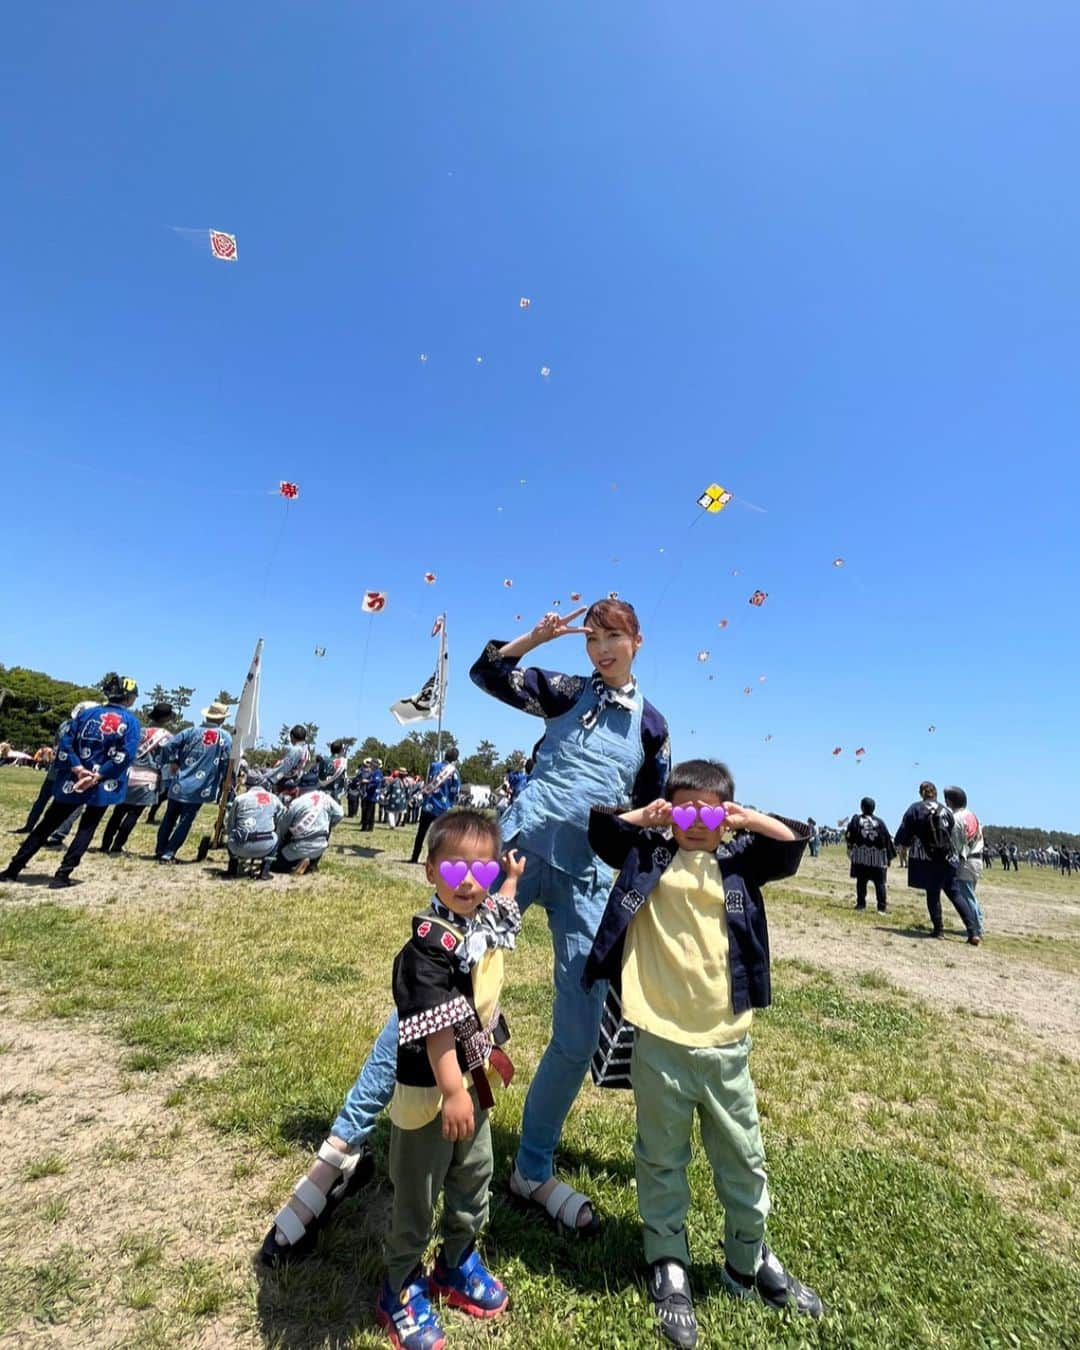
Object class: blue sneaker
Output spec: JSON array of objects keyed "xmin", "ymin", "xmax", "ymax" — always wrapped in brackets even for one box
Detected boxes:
[
  {"xmin": 429, "ymin": 1244, "xmax": 508, "ymax": 1318},
  {"xmin": 375, "ymin": 1273, "xmax": 446, "ymax": 1350}
]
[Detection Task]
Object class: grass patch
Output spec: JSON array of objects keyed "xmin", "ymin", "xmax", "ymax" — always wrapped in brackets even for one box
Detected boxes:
[
  {"xmin": 21, "ymin": 1153, "xmax": 67, "ymax": 1181},
  {"xmin": 1, "ymin": 779, "xmax": 1079, "ymax": 1346}
]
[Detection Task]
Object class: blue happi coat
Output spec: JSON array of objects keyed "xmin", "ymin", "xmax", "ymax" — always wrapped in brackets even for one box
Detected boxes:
[
  {"xmin": 52, "ymin": 703, "xmax": 141, "ymax": 808},
  {"xmin": 163, "ymin": 723, "xmax": 233, "ymax": 804}
]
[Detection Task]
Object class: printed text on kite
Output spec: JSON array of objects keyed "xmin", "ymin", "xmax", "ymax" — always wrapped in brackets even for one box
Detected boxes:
[
  {"xmin": 279, "ymin": 482, "xmax": 299, "ymax": 500},
  {"xmin": 424, "ymin": 572, "xmax": 437, "ymax": 584},
  {"xmin": 697, "ymin": 483, "xmax": 733, "ymax": 514},
  {"xmin": 748, "ymin": 591, "xmax": 767, "ymax": 607},
  {"xmin": 361, "ymin": 591, "xmax": 388, "ymax": 613},
  {"xmin": 570, "ymin": 592, "xmax": 582, "ymax": 602},
  {"xmin": 209, "ymin": 230, "xmax": 237, "ymax": 261},
  {"xmin": 855, "ymin": 747, "xmax": 866, "ymax": 757}
]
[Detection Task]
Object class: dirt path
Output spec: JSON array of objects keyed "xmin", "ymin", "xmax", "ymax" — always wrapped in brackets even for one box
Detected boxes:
[{"xmin": 0, "ymin": 988, "xmax": 276, "ymax": 1348}]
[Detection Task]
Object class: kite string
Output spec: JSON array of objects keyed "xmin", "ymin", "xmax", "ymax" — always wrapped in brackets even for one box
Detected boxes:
[
  {"xmin": 261, "ymin": 501, "xmax": 291, "ymax": 606},
  {"xmin": 356, "ymin": 614, "xmax": 375, "ymax": 717}
]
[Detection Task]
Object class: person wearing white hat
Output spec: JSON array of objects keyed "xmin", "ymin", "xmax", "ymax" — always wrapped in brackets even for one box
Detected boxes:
[{"xmin": 155, "ymin": 701, "xmax": 232, "ymax": 864}]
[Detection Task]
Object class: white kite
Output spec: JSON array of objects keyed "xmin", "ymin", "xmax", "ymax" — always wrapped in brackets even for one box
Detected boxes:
[
  {"xmin": 209, "ymin": 230, "xmax": 238, "ymax": 262},
  {"xmin": 361, "ymin": 591, "xmax": 388, "ymax": 613}
]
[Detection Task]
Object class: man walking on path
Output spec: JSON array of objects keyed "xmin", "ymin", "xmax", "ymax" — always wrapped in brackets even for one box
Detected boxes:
[{"xmin": 894, "ymin": 781, "xmax": 981, "ymax": 945}]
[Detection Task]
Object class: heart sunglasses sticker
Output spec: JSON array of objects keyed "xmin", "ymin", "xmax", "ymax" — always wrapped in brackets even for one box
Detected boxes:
[
  {"xmin": 438, "ymin": 859, "xmax": 500, "ymax": 889},
  {"xmin": 671, "ymin": 805, "xmax": 727, "ymax": 830}
]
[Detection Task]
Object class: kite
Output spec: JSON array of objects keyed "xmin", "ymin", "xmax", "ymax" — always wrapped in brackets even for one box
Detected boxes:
[
  {"xmin": 514, "ymin": 613, "xmax": 522, "ymax": 621},
  {"xmin": 759, "ymin": 675, "xmax": 767, "ymax": 682},
  {"xmin": 551, "ymin": 600, "xmax": 561, "ymax": 608},
  {"xmin": 731, "ymin": 569, "xmax": 740, "ymax": 577},
  {"xmin": 696, "ymin": 483, "xmax": 733, "ymax": 514},
  {"xmin": 520, "ymin": 297, "xmax": 531, "ymax": 309},
  {"xmin": 717, "ymin": 619, "xmax": 729, "ymax": 629},
  {"xmin": 475, "ymin": 356, "xmax": 485, "ymax": 364},
  {"xmin": 361, "ymin": 591, "xmax": 387, "ymax": 613},
  {"xmin": 423, "ymin": 572, "xmax": 437, "ymax": 584},
  {"xmin": 743, "ymin": 687, "xmax": 753, "ymax": 695},
  {"xmin": 833, "ymin": 558, "xmax": 845, "ymax": 567},
  {"xmin": 855, "ymin": 747, "xmax": 866, "ymax": 757},
  {"xmin": 832, "ymin": 747, "xmax": 843, "ymax": 756},
  {"xmin": 569, "ymin": 591, "xmax": 582, "ymax": 601},
  {"xmin": 764, "ymin": 734, "xmax": 773, "ymax": 742},
  {"xmin": 748, "ymin": 591, "xmax": 768, "ymax": 607},
  {"xmin": 419, "ymin": 353, "xmax": 429, "ymax": 363},
  {"xmin": 279, "ymin": 481, "xmax": 299, "ymax": 500},
  {"xmin": 313, "ymin": 646, "xmax": 326, "ymax": 657},
  {"xmin": 608, "ymin": 591, "xmax": 619, "ymax": 599},
  {"xmin": 540, "ymin": 366, "xmax": 551, "ymax": 378},
  {"xmin": 697, "ymin": 651, "xmax": 709, "ymax": 663},
  {"xmin": 928, "ymin": 725, "xmax": 936, "ymax": 733},
  {"xmin": 503, "ymin": 579, "xmax": 514, "ymax": 588},
  {"xmin": 209, "ymin": 230, "xmax": 237, "ymax": 261}
]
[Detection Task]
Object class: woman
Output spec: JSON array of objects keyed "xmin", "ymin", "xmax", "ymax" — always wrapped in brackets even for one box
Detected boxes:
[{"xmin": 262, "ymin": 599, "xmax": 670, "ymax": 1264}]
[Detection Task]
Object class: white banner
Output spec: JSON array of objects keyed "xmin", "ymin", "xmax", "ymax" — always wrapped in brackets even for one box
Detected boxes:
[{"xmin": 231, "ymin": 638, "xmax": 263, "ymax": 762}]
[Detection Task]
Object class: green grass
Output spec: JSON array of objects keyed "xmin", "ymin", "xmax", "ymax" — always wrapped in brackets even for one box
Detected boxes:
[{"xmin": 1, "ymin": 776, "xmax": 1080, "ymax": 1346}]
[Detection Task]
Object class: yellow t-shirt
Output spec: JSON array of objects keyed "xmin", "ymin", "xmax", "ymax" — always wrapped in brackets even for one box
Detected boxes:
[{"xmin": 620, "ymin": 848, "xmax": 753, "ymax": 1048}]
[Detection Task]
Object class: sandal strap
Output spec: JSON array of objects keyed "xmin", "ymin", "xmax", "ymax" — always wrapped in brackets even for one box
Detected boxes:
[
  {"xmin": 317, "ymin": 1140, "xmax": 351, "ymax": 1170},
  {"xmin": 548, "ymin": 1182, "xmax": 590, "ymax": 1228},
  {"xmin": 293, "ymin": 1176, "xmax": 328, "ymax": 1217},
  {"xmin": 273, "ymin": 1204, "xmax": 308, "ymax": 1246}
]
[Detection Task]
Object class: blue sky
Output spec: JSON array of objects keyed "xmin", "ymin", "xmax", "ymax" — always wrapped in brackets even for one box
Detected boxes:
[{"xmin": 3, "ymin": 2, "xmax": 1078, "ymax": 830}]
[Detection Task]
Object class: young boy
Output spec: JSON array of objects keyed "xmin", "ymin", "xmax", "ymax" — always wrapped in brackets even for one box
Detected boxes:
[
  {"xmin": 585, "ymin": 759, "xmax": 824, "ymax": 1347},
  {"xmin": 376, "ymin": 809, "xmax": 524, "ymax": 1350}
]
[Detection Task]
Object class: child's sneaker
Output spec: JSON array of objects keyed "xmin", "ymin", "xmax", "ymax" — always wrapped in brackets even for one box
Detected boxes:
[
  {"xmin": 721, "ymin": 1243, "xmax": 824, "ymax": 1318},
  {"xmin": 429, "ymin": 1243, "xmax": 508, "ymax": 1318},
  {"xmin": 648, "ymin": 1259, "xmax": 698, "ymax": 1347},
  {"xmin": 375, "ymin": 1272, "xmax": 446, "ymax": 1350}
]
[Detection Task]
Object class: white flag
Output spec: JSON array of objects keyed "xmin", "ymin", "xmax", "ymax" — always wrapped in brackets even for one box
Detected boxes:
[
  {"xmin": 231, "ymin": 638, "xmax": 263, "ymax": 762},
  {"xmin": 389, "ymin": 618, "xmax": 448, "ymax": 725}
]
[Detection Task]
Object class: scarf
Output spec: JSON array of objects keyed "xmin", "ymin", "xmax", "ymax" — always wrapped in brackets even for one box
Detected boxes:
[
  {"xmin": 432, "ymin": 895, "xmax": 523, "ymax": 971},
  {"xmin": 579, "ymin": 672, "xmax": 637, "ymax": 731}
]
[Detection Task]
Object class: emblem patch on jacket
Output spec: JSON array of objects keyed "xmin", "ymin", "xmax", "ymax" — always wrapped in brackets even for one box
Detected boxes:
[
  {"xmin": 620, "ymin": 888, "xmax": 646, "ymax": 915},
  {"xmin": 725, "ymin": 888, "xmax": 745, "ymax": 914}
]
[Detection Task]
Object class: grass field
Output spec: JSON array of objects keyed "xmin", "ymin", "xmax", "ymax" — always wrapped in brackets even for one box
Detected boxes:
[{"xmin": 1, "ymin": 767, "xmax": 1078, "ymax": 1348}]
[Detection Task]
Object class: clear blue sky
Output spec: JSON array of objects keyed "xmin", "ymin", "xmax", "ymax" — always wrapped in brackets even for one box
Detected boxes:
[{"xmin": 3, "ymin": 2, "xmax": 1078, "ymax": 830}]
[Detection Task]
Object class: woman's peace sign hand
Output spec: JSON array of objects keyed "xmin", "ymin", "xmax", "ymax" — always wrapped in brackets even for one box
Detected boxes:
[{"xmin": 531, "ymin": 607, "xmax": 591, "ymax": 643}]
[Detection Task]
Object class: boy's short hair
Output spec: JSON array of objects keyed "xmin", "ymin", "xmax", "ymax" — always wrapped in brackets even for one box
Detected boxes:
[
  {"xmin": 860, "ymin": 796, "xmax": 876, "ymax": 814},
  {"xmin": 329, "ymin": 739, "xmax": 344, "ymax": 754},
  {"xmin": 445, "ymin": 747, "xmax": 460, "ymax": 763},
  {"xmin": 943, "ymin": 786, "xmax": 967, "ymax": 810},
  {"xmin": 290, "ymin": 724, "xmax": 308, "ymax": 742},
  {"xmin": 426, "ymin": 808, "xmax": 501, "ymax": 860},
  {"xmin": 664, "ymin": 758, "xmax": 735, "ymax": 802}
]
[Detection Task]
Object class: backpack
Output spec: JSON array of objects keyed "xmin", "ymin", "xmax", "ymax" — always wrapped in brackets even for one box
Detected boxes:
[{"xmin": 922, "ymin": 802, "xmax": 954, "ymax": 860}]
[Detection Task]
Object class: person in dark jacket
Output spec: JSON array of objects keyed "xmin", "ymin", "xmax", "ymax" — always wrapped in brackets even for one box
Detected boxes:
[
  {"xmin": 361, "ymin": 758, "xmax": 383, "ymax": 832},
  {"xmin": 1, "ymin": 675, "xmax": 141, "ymax": 889},
  {"xmin": 894, "ymin": 782, "xmax": 980, "ymax": 943},
  {"xmin": 584, "ymin": 759, "xmax": 822, "ymax": 1346},
  {"xmin": 845, "ymin": 797, "xmax": 896, "ymax": 913}
]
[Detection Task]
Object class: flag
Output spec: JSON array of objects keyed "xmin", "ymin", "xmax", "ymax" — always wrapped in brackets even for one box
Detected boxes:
[
  {"xmin": 390, "ymin": 617, "xmax": 448, "ymax": 725},
  {"xmin": 361, "ymin": 591, "xmax": 387, "ymax": 613},
  {"xmin": 231, "ymin": 639, "xmax": 263, "ymax": 763},
  {"xmin": 209, "ymin": 230, "xmax": 238, "ymax": 261}
]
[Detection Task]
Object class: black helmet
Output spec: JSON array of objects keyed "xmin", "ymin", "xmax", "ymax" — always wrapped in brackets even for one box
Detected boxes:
[{"xmin": 102, "ymin": 673, "xmax": 139, "ymax": 703}]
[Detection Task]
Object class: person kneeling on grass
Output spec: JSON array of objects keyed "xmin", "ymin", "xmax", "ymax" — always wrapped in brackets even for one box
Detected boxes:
[
  {"xmin": 225, "ymin": 783, "xmax": 284, "ymax": 881},
  {"xmin": 373, "ymin": 810, "xmax": 523, "ymax": 1349},
  {"xmin": 584, "ymin": 759, "xmax": 824, "ymax": 1347},
  {"xmin": 270, "ymin": 784, "xmax": 344, "ymax": 874}
]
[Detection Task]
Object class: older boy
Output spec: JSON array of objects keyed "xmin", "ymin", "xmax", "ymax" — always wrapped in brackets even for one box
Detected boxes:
[{"xmin": 585, "ymin": 759, "xmax": 823, "ymax": 1347}]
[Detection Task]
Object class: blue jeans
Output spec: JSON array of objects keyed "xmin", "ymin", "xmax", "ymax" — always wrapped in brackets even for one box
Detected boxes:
[
  {"xmin": 331, "ymin": 848, "xmax": 609, "ymax": 1182},
  {"xmin": 952, "ymin": 877, "xmax": 984, "ymax": 935},
  {"xmin": 156, "ymin": 800, "xmax": 202, "ymax": 859}
]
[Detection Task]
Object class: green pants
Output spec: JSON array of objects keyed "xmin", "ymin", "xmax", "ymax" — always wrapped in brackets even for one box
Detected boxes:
[
  {"xmin": 385, "ymin": 1094, "xmax": 492, "ymax": 1291},
  {"xmin": 632, "ymin": 1028, "xmax": 770, "ymax": 1274}
]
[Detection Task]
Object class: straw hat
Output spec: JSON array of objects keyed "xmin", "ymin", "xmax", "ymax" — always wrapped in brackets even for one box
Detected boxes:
[{"xmin": 201, "ymin": 701, "xmax": 230, "ymax": 723}]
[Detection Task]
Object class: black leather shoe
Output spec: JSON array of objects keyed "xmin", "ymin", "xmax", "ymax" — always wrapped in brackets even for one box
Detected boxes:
[
  {"xmin": 49, "ymin": 872, "xmax": 75, "ymax": 890},
  {"xmin": 648, "ymin": 1260, "xmax": 698, "ymax": 1347},
  {"xmin": 722, "ymin": 1244, "xmax": 824, "ymax": 1319}
]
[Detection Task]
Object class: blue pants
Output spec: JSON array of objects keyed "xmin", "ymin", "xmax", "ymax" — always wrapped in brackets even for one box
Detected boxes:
[
  {"xmin": 331, "ymin": 848, "xmax": 609, "ymax": 1182},
  {"xmin": 155, "ymin": 800, "xmax": 202, "ymax": 859}
]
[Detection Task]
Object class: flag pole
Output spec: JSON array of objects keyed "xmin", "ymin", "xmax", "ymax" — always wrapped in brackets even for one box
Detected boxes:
[
  {"xmin": 198, "ymin": 638, "xmax": 263, "ymax": 860},
  {"xmin": 436, "ymin": 615, "xmax": 447, "ymax": 757}
]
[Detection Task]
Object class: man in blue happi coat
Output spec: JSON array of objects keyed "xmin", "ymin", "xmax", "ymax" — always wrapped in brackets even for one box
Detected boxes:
[
  {"xmin": 2, "ymin": 675, "xmax": 141, "ymax": 889},
  {"xmin": 155, "ymin": 701, "xmax": 233, "ymax": 863}
]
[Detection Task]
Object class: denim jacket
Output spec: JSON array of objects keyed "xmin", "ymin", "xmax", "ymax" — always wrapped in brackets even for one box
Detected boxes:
[{"xmin": 583, "ymin": 807, "xmax": 810, "ymax": 1014}]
